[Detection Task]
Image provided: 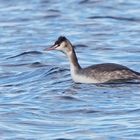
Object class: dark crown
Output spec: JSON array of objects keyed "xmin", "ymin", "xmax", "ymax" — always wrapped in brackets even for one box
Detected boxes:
[{"xmin": 54, "ymin": 36, "xmax": 67, "ymax": 45}]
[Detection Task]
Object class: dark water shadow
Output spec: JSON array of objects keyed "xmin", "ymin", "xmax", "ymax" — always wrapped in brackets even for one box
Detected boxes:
[
  {"xmin": 54, "ymin": 95, "xmax": 82, "ymax": 102},
  {"xmin": 96, "ymin": 81, "xmax": 140, "ymax": 88},
  {"xmin": 0, "ymin": 62, "xmax": 48, "ymax": 68},
  {"xmin": 50, "ymin": 108, "xmax": 100, "ymax": 115},
  {"xmin": 75, "ymin": 44, "xmax": 88, "ymax": 48},
  {"xmin": 7, "ymin": 51, "xmax": 42, "ymax": 59},
  {"xmin": 103, "ymin": 108, "xmax": 140, "ymax": 116},
  {"xmin": 29, "ymin": 62, "xmax": 48, "ymax": 68},
  {"xmin": 72, "ymin": 80, "xmax": 140, "ymax": 89},
  {"xmin": 54, "ymin": 139, "xmax": 72, "ymax": 140},
  {"xmin": 88, "ymin": 16, "xmax": 140, "ymax": 22},
  {"xmin": 46, "ymin": 67, "xmax": 69, "ymax": 76},
  {"xmin": 79, "ymin": 0, "xmax": 100, "ymax": 4}
]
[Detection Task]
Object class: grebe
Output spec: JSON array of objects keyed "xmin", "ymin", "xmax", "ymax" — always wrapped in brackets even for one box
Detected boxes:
[{"xmin": 44, "ymin": 36, "xmax": 140, "ymax": 83}]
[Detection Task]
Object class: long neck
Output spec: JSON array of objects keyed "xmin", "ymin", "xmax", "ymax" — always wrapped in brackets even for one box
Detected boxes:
[{"xmin": 67, "ymin": 48, "xmax": 81, "ymax": 71}]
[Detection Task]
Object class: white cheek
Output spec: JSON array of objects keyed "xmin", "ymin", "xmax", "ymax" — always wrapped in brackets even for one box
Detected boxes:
[
  {"xmin": 56, "ymin": 43, "xmax": 65, "ymax": 51},
  {"xmin": 60, "ymin": 42, "xmax": 65, "ymax": 49},
  {"xmin": 55, "ymin": 47, "xmax": 61, "ymax": 51}
]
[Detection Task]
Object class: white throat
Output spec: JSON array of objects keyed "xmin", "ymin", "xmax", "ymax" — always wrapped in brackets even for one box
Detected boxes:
[{"xmin": 67, "ymin": 52, "xmax": 98, "ymax": 83}]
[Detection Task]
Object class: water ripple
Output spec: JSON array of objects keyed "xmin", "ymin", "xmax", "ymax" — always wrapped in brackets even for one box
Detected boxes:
[
  {"xmin": 89, "ymin": 16, "xmax": 140, "ymax": 22},
  {"xmin": 7, "ymin": 51, "xmax": 42, "ymax": 59}
]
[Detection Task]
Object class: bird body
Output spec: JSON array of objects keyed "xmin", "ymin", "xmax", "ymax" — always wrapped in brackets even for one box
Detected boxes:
[{"xmin": 45, "ymin": 36, "xmax": 140, "ymax": 84}]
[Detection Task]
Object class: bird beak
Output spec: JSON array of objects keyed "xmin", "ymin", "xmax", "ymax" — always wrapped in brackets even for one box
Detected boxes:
[{"xmin": 44, "ymin": 44, "xmax": 58, "ymax": 51}]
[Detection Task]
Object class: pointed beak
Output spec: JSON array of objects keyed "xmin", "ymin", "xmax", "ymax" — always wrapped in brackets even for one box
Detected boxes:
[{"xmin": 44, "ymin": 44, "xmax": 58, "ymax": 51}]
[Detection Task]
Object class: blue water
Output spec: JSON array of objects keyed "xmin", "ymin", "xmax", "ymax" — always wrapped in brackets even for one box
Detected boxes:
[{"xmin": 0, "ymin": 0, "xmax": 140, "ymax": 139}]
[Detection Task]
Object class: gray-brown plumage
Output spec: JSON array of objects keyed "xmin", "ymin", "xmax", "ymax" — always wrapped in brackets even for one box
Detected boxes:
[{"xmin": 79, "ymin": 63, "xmax": 140, "ymax": 83}]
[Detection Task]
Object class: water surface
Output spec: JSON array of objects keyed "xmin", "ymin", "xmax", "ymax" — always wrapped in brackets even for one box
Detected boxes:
[{"xmin": 0, "ymin": 0, "xmax": 140, "ymax": 139}]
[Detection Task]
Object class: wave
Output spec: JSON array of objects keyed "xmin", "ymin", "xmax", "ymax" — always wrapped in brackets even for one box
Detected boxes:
[
  {"xmin": 7, "ymin": 51, "xmax": 42, "ymax": 59},
  {"xmin": 88, "ymin": 16, "xmax": 140, "ymax": 22}
]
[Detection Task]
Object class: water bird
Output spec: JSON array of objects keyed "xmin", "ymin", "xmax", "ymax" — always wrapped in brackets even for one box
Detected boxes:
[{"xmin": 44, "ymin": 36, "xmax": 140, "ymax": 83}]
